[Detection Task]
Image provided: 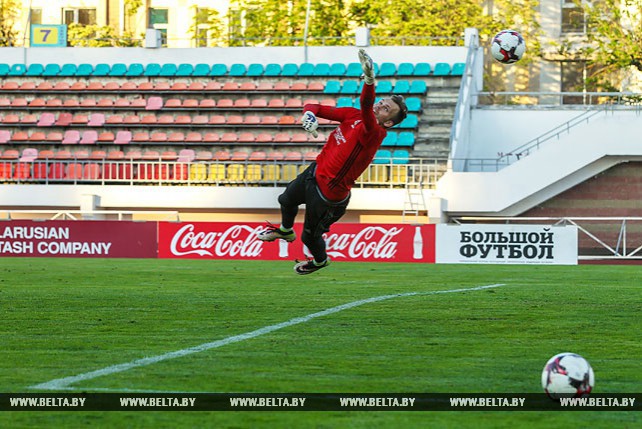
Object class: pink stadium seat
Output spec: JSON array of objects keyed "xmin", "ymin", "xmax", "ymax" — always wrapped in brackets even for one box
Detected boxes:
[
  {"xmin": 146, "ymin": 96, "xmax": 163, "ymax": 110},
  {"xmin": 209, "ymin": 115, "xmax": 225, "ymax": 125},
  {"xmin": 273, "ymin": 82, "xmax": 290, "ymax": 91},
  {"xmin": 231, "ymin": 151, "xmax": 248, "ymax": 161},
  {"xmin": 274, "ymin": 133, "xmax": 291, "ymax": 143},
  {"xmin": 55, "ymin": 113, "xmax": 72, "ymax": 126},
  {"xmin": 217, "ymin": 99, "xmax": 233, "ymax": 108},
  {"xmin": 0, "ymin": 98, "xmax": 9, "ymax": 107},
  {"xmin": 203, "ymin": 133, "xmax": 220, "ymax": 143},
  {"xmin": 114, "ymin": 131, "xmax": 132, "ymax": 144},
  {"xmin": 168, "ymin": 132, "xmax": 186, "ymax": 142},
  {"xmin": 185, "ymin": 132, "xmax": 202, "ymax": 143},
  {"xmin": 234, "ymin": 98, "xmax": 251, "ymax": 108},
  {"xmin": 188, "ymin": 82, "xmax": 204, "ymax": 91},
  {"xmin": 199, "ymin": 99, "xmax": 216, "ymax": 108},
  {"xmin": 20, "ymin": 148, "xmax": 38, "ymax": 161},
  {"xmin": 192, "ymin": 115, "xmax": 208, "ymax": 125},
  {"xmin": 88, "ymin": 113, "xmax": 105, "ymax": 126},
  {"xmin": 226, "ymin": 115, "xmax": 243, "ymax": 125},
  {"xmin": 251, "ymin": 99, "xmax": 268, "ymax": 108},
  {"xmin": 80, "ymin": 130, "xmax": 98, "ymax": 144},
  {"xmin": 244, "ymin": 115, "xmax": 261, "ymax": 125},
  {"xmin": 257, "ymin": 82, "xmax": 274, "ymax": 91},
  {"xmin": 221, "ymin": 132, "xmax": 238, "ymax": 143},
  {"xmin": 37, "ymin": 113, "xmax": 56, "ymax": 127},
  {"xmin": 0, "ymin": 130, "xmax": 10, "ymax": 143},
  {"xmin": 177, "ymin": 149, "xmax": 196, "ymax": 162},
  {"xmin": 238, "ymin": 133, "xmax": 256, "ymax": 143},
  {"xmin": 256, "ymin": 133, "xmax": 274, "ymax": 143},
  {"xmin": 205, "ymin": 81, "xmax": 222, "ymax": 90},
  {"xmin": 62, "ymin": 130, "xmax": 81, "ymax": 144},
  {"xmin": 196, "ymin": 150, "xmax": 213, "ymax": 161}
]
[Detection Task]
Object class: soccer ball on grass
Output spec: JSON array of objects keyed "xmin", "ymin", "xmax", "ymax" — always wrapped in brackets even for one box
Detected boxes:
[
  {"xmin": 491, "ymin": 29, "xmax": 526, "ymax": 64},
  {"xmin": 541, "ymin": 352, "xmax": 594, "ymax": 400}
]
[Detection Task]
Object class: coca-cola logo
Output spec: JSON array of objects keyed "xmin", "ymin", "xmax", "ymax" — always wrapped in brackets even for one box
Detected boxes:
[
  {"xmin": 322, "ymin": 226, "xmax": 403, "ymax": 259},
  {"xmin": 170, "ymin": 224, "xmax": 263, "ymax": 257}
]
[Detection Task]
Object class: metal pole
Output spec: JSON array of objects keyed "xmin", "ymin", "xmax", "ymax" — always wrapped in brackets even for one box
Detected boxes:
[{"xmin": 303, "ymin": 0, "xmax": 311, "ymax": 62}]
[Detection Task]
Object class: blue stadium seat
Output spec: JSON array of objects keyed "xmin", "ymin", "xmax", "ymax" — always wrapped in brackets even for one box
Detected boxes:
[
  {"xmin": 43, "ymin": 64, "xmax": 61, "ymax": 77},
  {"xmin": 76, "ymin": 63, "xmax": 94, "ymax": 76},
  {"xmin": 381, "ymin": 132, "xmax": 398, "ymax": 147},
  {"xmin": 378, "ymin": 62, "xmax": 396, "ymax": 77},
  {"xmin": 297, "ymin": 63, "xmax": 315, "ymax": 77},
  {"xmin": 109, "ymin": 63, "xmax": 128, "ymax": 76},
  {"xmin": 263, "ymin": 63, "xmax": 281, "ymax": 76},
  {"xmin": 144, "ymin": 63, "xmax": 161, "ymax": 77},
  {"xmin": 409, "ymin": 81, "xmax": 427, "ymax": 94},
  {"xmin": 323, "ymin": 80, "xmax": 341, "ymax": 94},
  {"xmin": 396, "ymin": 132, "xmax": 415, "ymax": 147},
  {"xmin": 25, "ymin": 64, "xmax": 44, "ymax": 76},
  {"xmin": 59, "ymin": 64, "xmax": 77, "ymax": 77},
  {"xmin": 8, "ymin": 64, "xmax": 26, "ymax": 76},
  {"xmin": 210, "ymin": 64, "xmax": 228, "ymax": 76},
  {"xmin": 125, "ymin": 63, "xmax": 144, "ymax": 76},
  {"xmin": 392, "ymin": 149, "xmax": 410, "ymax": 164},
  {"xmin": 393, "ymin": 80, "xmax": 410, "ymax": 94},
  {"xmin": 229, "ymin": 63, "xmax": 246, "ymax": 76},
  {"xmin": 345, "ymin": 62, "xmax": 363, "ymax": 77},
  {"xmin": 375, "ymin": 80, "xmax": 393, "ymax": 94},
  {"xmin": 176, "ymin": 63, "xmax": 194, "ymax": 76},
  {"xmin": 353, "ymin": 98, "xmax": 360, "ymax": 109},
  {"xmin": 396, "ymin": 63, "xmax": 414, "ymax": 76},
  {"xmin": 433, "ymin": 62, "xmax": 451, "ymax": 76},
  {"xmin": 160, "ymin": 63, "xmax": 178, "ymax": 76},
  {"xmin": 313, "ymin": 63, "xmax": 331, "ymax": 76},
  {"xmin": 336, "ymin": 97, "xmax": 353, "ymax": 108},
  {"xmin": 373, "ymin": 149, "xmax": 392, "ymax": 164},
  {"xmin": 192, "ymin": 63, "xmax": 211, "ymax": 76},
  {"xmin": 92, "ymin": 63, "xmax": 110, "ymax": 76},
  {"xmin": 246, "ymin": 63, "xmax": 264, "ymax": 77},
  {"xmin": 451, "ymin": 62, "xmax": 466, "ymax": 76},
  {"xmin": 413, "ymin": 62, "xmax": 431, "ymax": 76},
  {"xmin": 405, "ymin": 97, "xmax": 422, "ymax": 113},
  {"xmin": 281, "ymin": 63, "xmax": 298, "ymax": 77},
  {"xmin": 0, "ymin": 63, "xmax": 9, "ymax": 76},
  {"xmin": 340, "ymin": 80, "xmax": 360, "ymax": 94},
  {"xmin": 329, "ymin": 63, "xmax": 346, "ymax": 76},
  {"xmin": 398, "ymin": 115, "xmax": 419, "ymax": 129}
]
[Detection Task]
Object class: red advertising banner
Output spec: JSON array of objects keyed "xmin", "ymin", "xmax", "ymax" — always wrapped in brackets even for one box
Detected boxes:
[
  {"xmin": 0, "ymin": 220, "xmax": 157, "ymax": 258},
  {"xmin": 158, "ymin": 222, "xmax": 435, "ymax": 263}
]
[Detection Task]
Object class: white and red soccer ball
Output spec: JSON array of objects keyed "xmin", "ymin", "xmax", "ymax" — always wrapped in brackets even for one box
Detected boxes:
[
  {"xmin": 491, "ymin": 29, "xmax": 526, "ymax": 64},
  {"xmin": 541, "ymin": 352, "xmax": 595, "ymax": 400}
]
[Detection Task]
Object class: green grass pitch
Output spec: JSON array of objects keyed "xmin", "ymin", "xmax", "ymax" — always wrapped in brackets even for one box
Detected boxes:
[{"xmin": 1, "ymin": 258, "xmax": 640, "ymax": 428}]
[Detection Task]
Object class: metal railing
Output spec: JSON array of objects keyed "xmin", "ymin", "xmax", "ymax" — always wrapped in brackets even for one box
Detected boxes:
[
  {"xmin": 477, "ymin": 91, "xmax": 642, "ymax": 106},
  {"xmin": 0, "ymin": 210, "xmax": 180, "ymax": 221}
]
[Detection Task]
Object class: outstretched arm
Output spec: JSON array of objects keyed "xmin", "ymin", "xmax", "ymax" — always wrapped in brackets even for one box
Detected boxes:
[{"xmin": 358, "ymin": 49, "xmax": 377, "ymax": 131}]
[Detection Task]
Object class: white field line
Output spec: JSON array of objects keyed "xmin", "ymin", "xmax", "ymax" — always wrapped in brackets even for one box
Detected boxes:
[{"xmin": 30, "ymin": 283, "xmax": 506, "ymax": 391}]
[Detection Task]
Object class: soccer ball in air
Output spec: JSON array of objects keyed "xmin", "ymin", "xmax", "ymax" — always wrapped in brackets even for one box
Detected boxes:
[
  {"xmin": 491, "ymin": 29, "xmax": 526, "ymax": 64},
  {"xmin": 541, "ymin": 352, "xmax": 594, "ymax": 400}
]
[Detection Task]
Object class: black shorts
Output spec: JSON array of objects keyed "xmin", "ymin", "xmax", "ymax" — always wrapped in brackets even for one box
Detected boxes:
[{"xmin": 279, "ymin": 162, "xmax": 350, "ymax": 238}]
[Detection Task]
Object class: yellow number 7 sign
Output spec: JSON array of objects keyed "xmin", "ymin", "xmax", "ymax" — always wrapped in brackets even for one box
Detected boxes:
[{"xmin": 31, "ymin": 25, "xmax": 68, "ymax": 47}]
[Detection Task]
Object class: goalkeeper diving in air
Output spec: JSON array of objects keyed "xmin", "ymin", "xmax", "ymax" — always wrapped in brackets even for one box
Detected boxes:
[{"xmin": 257, "ymin": 49, "xmax": 408, "ymax": 274}]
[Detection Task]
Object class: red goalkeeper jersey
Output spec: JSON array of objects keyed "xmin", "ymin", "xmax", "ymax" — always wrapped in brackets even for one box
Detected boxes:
[{"xmin": 303, "ymin": 83, "xmax": 387, "ymax": 201}]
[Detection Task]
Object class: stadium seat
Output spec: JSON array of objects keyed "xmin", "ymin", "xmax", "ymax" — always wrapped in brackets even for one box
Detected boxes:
[
  {"xmin": 210, "ymin": 64, "xmax": 227, "ymax": 76},
  {"xmin": 432, "ymin": 62, "xmax": 451, "ymax": 76},
  {"xmin": 80, "ymin": 131, "xmax": 98, "ymax": 145},
  {"xmin": 381, "ymin": 132, "xmax": 398, "ymax": 147},
  {"xmin": 45, "ymin": 132, "xmax": 62, "ymax": 143},
  {"xmin": 185, "ymin": 132, "xmax": 202, "ymax": 143},
  {"xmin": 160, "ymin": 63, "xmax": 178, "ymax": 76},
  {"xmin": 8, "ymin": 64, "xmax": 26, "ymax": 76},
  {"xmin": 144, "ymin": 63, "xmax": 161, "ymax": 76},
  {"xmin": 59, "ymin": 64, "xmax": 77, "ymax": 77},
  {"xmin": 192, "ymin": 63, "xmax": 210, "ymax": 76},
  {"xmin": 169, "ymin": 132, "xmax": 187, "ymax": 143},
  {"xmin": 397, "ymin": 132, "xmax": 415, "ymax": 147},
  {"xmin": 451, "ymin": 62, "xmax": 466, "ymax": 76},
  {"xmin": 329, "ymin": 63, "xmax": 347, "ymax": 76},
  {"xmin": 392, "ymin": 149, "xmax": 410, "ymax": 164},
  {"xmin": 62, "ymin": 130, "xmax": 80, "ymax": 145},
  {"xmin": 398, "ymin": 115, "xmax": 419, "ymax": 129},
  {"xmin": 12, "ymin": 162, "xmax": 31, "ymax": 180},
  {"xmin": 297, "ymin": 63, "xmax": 315, "ymax": 77},
  {"xmin": 409, "ymin": 81, "xmax": 427, "ymax": 94},
  {"xmin": 372, "ymin": 149, "xmax": 392, "ymax": 164},
  {"xmin": 394, "ymin": 80, "xmax": 410, "ymax": 94},
  {"xmin": 114, "ymin": 131, "xmax": 132, "ymax": 144},
  {"xmin": 376, "ymin": 81, "xmax": 393, "ymax": 94},
  {"xmin": 340, "ymin": 81, "xmax": 359, "ymax": 94},
  {"xmin": 25, "ymin": 63, "xmax": 44, "ymax": 76},
  {"xmin": 176, "ymin": 63, "xmax": 194, "ymax": 76},
  {"xmin": 89, "ymin": 150, "xmax": 107, "ymax": 160},
  {"xmin": 280, "ymin": 63, "xmax": 298, "ymax": 77},
  {"xmin": 109, "ymin": 63, "xmax": 128, "ymax": 76},
  {"xmin": 274, "ymin": 133, "xmax": 291, "ymax": 143},
  {"xmin": 229, "ymin": 63, "xmax": 246, "ymax": 76},
  {"xmin": 76, "ymin": 63, "xmax": 93, "ymax": 76},
  {"xmin": 378, "ymin": 62, "xmax": 396, "ymax": 77},
  {"xmin": 83, "ymin": 163, "xmax": 101, "ymax": 180},
  {"xmin": 0, "ymin": 130, "xmax": 10, "ymax": 143},
  {"xmin": 32, "ymin": 162, "xmax": 48, "ymax": 180},
  {"xmin": 146, "ymin": 97, "xmax": 163, "ymax": 110},
  {"xmin": 246, "ymin": 63, "xmax": 264, "ymax": 77},
  {"xmin": 0, "ymin": 63, "xmax": 9, "ymax": 76},
  {"xmin": 37, "ymin": 113, "xmax": 56, "ymax": 127},
  {"xmin": 20, "ymin": 148, "xmax": 38, "ymax": 161},
  {"xmin": 126, "ymin": 63, "xmax": 144, "ymax": 76},
  {"xmin": 55, "ymin": 113, "xmax": 72, "ymax": 127},
  {"xmin": 345, "ymin": 62, "xmax": 363, "ymax": 77},
  {"xmin": 264, "ymin": 63, "xmax": 281, "ymax": 76},
  {"xmin": 88, "ymin": 113, "xmax": 106, "ymax": 126},
  {"xmin": 396, "ymin": 63, "xmax": 414, "ymax": 76},
  {"xmin": 413, "ymin": 62, "xmax": 431, "ymax": 76},
  {"xmin": 406, "ymin": 97, "xmax": 422, "ymax": 113},
  {"xmin": 65, "ymin": 163, "xmax": 84, "ymax": 180}
]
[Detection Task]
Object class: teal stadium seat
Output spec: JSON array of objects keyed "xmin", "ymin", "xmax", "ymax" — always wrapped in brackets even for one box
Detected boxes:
[
  {"xmin": 92, "ymin": 63, "xmax": 111, "ymax": 76},
  {"xmin": 451, "ymin": 62, "xmax": 466, "ymax": 76},
  {"xmin": 396, "ymin": 63, "xmax": 414, "ymax": 76},
  {"xmin": 59, "ymin": 64, "xmax": 77, "ymax": 77},
  {"xmin": 433, "ymin": 62, "xmax": 451, "ymax": 76},
  {"xmin": 381, "ymin": 132, "xmax": 398, "ymax": 147},
  {"xmin": 297, "ymin": 63, "xmax": 315, "ymax": 77},
  {"xmin": 375, "ymin": 81, "xmax": 393, "ymax": 94},
  {"xmin": 210, "ymin": 64, "xmax": 227, "ymax": 76},
  {"xmin": 26, "ymin": 64, "xmax": 45, "ymax": 76},
  {"xmin": 336, "ymin": 97, "xmax": 353, "ymax": 108},
  {"xmin": 409, "ymin": 81, "xmax": 427, "ymax": 94},
  {"xmin": 340, "ymin": 80, "xmax": 360, "ymax": 94},
  {"xmin": 353, "ymin": 98, "xmax": 360, "ymax": 109},
  {"xmin": 378, "ymin": 62, "xmax": 396, "ymax": 77},
  {"xmin": 393, "ymin": 80, "xmax": 410, "ymax": 94},
  {"xmin": 0, "ymin": 63, "xmax": 9, "ymax": 76},
  {"xmin": 144, "ymin": 63, "xmax": 161, "ymax": 76},
  {"xmin": 398, "ymin": 115, "xmax": 418, "ymax": 129},
  {"xmin": 313, "ymin": 63, "xmax": 331, "ymax": 76},
  {"xmin": 413, "ymin": 62, "xmax": 431, "ymax": 76},
  {"xmin": 263, "ymin": 63, "xmax": 281, "ymax": 76},
  {"xmin": 345, "ymin": 62, "xmax": 363, "ymax": 77},
  {"xmin": 323, "ymin": 80, "xmax": 341, "ymax": 94},
  {"xmin": 43, "ymin": 64, "xmax": 61, "ymax": 76},
  {"xmin": 329, "ymin": 63, "xmax": 346, "ymax": 76},
  {"xmin": 229, "ymin": 64, "xmax": 246, "ymax": 76},
  {"xmin": 373, "ymin": 149, "xmax": 392, "ymax": 164},
  {"xmin": 192, "ymin": 63, "xmax": 211, "ymax": 76},
  {"xmin": 392, "ymin": 149, "xmax": 410, "ymax": 164},
  {"xmin": 246, "ymin": 63, "xmax": 264, "ymax": 77},
  {"xmin": 160, "ymin": 64, "xmax": 178, "ymax": 76},
  {"xmin": 109, "ymin": 63, "xmax": 128, "ymax": 76},
  {"xmin": 406, "ymin": 97, "xmax": 422, "ymax": 112},
  {"xmin": 397, "ymin": 132, "xmax": 415, "ymax": 147},
  {"xmin": 281, "ymin": 63, "xmax": 298, "ymax": 76},
  {"xmin": 176, "ymin": 63, "xmax": 194, "ymax": 76},
  {"xmin": 76, "ymin": 63, "xmax": 93, "ymax": 76},
  {"xmin": 8, "ymin": 64, "xmax": 26, "ymax": 76},
  {"xmin": 126, "ymin": 63, "xmax": 144, "ymax": 76}
]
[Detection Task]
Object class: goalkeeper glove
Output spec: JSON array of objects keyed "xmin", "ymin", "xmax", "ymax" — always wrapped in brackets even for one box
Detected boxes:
[
  {"xmin": 301, "ymin": 111, "xmax": 319, "ymax": 138},
  {"xmin": 358, "ymin": 48, "xmax": 375, "ymax": 85}
]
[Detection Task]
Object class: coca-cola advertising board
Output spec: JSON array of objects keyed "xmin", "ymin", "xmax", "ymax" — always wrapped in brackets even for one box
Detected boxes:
[
  {"xmin": 0, "ymin": 220, "xmax": 158, "ymax": 258},
  {"xmin": 158, "ymin": 222, "xmax": 435, "ymax": 263}
]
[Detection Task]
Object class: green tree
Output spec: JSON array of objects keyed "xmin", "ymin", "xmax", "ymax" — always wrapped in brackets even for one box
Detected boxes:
[
  {"xmin": 67, "ymin": 23, "xmax": 141, "ymax": 47},
  {"xmin": 0, "ymin": 0, "xmax": 21, "ymax": 47},
  {"xmin": 189, "ymin": 7, "xmax": 225, "ymax": 47}
]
